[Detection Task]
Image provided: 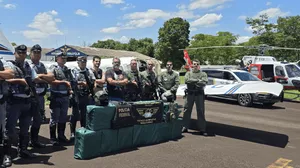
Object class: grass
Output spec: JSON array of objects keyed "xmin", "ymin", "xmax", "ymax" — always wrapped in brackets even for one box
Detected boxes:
[
  {"xmin": 179, "ymin": 76, "xmax": 184, "ymax": 84},
  {"xmin": 284, "ymin": 90, "xmax": 300, "ymax": 101}
]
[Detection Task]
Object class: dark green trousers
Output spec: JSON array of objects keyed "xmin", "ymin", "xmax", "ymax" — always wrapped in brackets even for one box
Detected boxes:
[{"xmin": 183, "ymin": 93, "xmax": 206, "ymax": 131}]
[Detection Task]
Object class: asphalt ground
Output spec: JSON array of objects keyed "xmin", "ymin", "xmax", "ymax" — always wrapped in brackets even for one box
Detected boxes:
[{"xmin": 3, "ymin": 97, "xmax": 300, "ymax": 168}]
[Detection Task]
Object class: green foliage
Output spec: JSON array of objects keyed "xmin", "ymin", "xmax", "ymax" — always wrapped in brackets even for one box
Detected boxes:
[{"xmin": 155, "ymin": 17, "xmax": 190, "ymax": 69}]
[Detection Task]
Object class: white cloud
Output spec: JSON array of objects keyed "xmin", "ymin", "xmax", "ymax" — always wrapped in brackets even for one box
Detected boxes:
[
  {"xmin": 101, "ymin": 36, "xmax": 129, "ymax": 43},
  {"xmin": 176, "ymin": 4, "xmax": 187, "ymax": 10},
  {"xmin": 254, "ymin": 7, "xmax": 290, "ymax": 19},
  {"xmin": 100, "ymin": 27, "xmax": 121, "ymax": 33},
  {"xmin": 120, "ymin": 3, "xmax": 135, "ymax": 11},
  {"xmin": 4, "ymin": 4, "xmax": 16, "ymax": 9},
  {"xmin": 190, "ymin": 13, "xmax": 223, "ymax": 27},
  {"xmin": 75, "ymin": 9, "xmax": 89, "ymax": 17},
  {"xmin": 188, "ymin": 0, "xmax": 231, "ymax": 10},
  {"xmin": 101, "ymin": 0, "xmax": 124, "ymax": 7},
  {"xmin": 173, "ymin": 9, "xmax": 199, "ymax": 19},
  {"xmin": 124, "ymin": 9, "xmax": 171, "ymax": 20},
  {"xmin": 238, "ymin": 15, "xmax": 247, "ymax": 20},
  {"xmin": 124, "ymin": 19, "xmax": 156, "ymax": 28},
  {"xmin": 50, "ymin": 10, "xmax": 58, "ymax": 15},
  {"xmin": 22, "ymin": 10, "xmax": 63, "ymax": 41},
  {"xmin": 266, "ymin": 2, "xmax": 272, "ymax": 6},
  {"xmin": 235, "ymin": 36, "xmax": 251, "ymax": 44}
]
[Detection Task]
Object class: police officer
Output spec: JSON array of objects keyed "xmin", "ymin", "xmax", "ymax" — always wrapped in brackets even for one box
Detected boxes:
[
  {"xmin": 158, "ymin": 61, "xmax": 180, "ymax": 101},
  {"xmin": 125, "ymin": 59, "xmax": 142, "ymax": 101},
  {"xmin": 105, "ymin": 57, "xmax": 128, "ymax": 101},
  {"xmin": 0, "ymin": 57, "xmax": 14, "ymax": 167},
  {"xmin": 140, "ymin": 59, "xmax": 159, "ymax": 100},
  {"xmin": 69, "ymin": 56, "xmax": 95, "ymax": 141},
  {"xmin": 48, "ymin": 52, "xmax": 72, "ymax": 145},
  {"xmin": 182, "ymin": 59, "xmax": 209, "ymax": 136},
  {"xmin": 28, "ymin": 44, "xmax": 55, "ymax": 148},
  {"xmin": 5, "ymin": 45, "xmax": 42, "ymax": 164},
  {"xmin": 90, "ymin": 56, "xmax": 105, "ymax": 93}
]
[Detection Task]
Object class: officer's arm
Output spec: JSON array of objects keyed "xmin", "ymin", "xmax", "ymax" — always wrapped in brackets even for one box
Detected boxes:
[
  {"xmin": 38, "ymin": 72, "xmax": 55, "ymax": 83},
  {"xmin": 170, "ymin": 74, "xmax": 180, "ymax": 92},
  {"xmin": 4, "ymin": 63, "xmax": 26, "ymax": 85},
  {"xmin": 0, "ymin": 67, "xmax": 14, "ymax": 80},
  {"xmin": 117, "ymin": 72, "xmax": 128, "ymax": 86},
  {"xmin": 48, "ymin": 67, "xmax": 71, "ymax": 88},
  {"xmin": 185, "ymin": 72, "xmax": 198, "ymax": 84},
  {"xmin": 95, "ymin": 71, "xmax": 106, "ymax": 85},
  {"xmin": 198, "ymin": 73, "xmax": 208, "ymax": 85},
  {"xmin": 106, "ymin": 70, "xmax": 120, "ymax": 86}
]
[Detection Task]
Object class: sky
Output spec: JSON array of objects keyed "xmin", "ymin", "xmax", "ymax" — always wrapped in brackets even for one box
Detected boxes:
[{"xmin": 0, "ymin": 0, "xmax": 298, "ymax": 49}]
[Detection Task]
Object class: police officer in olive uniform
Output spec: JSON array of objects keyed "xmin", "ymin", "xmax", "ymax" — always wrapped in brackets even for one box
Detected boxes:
[
  {"xmin": 48, "ymin": 52, "xmax": 72, "ymax": 145},
  {"xmin": 5, "ymin": 45, "xmax": 42, "ymax": 164},
  {"xmin": 158, "ymin": 61, "xmax": 180, "ymax": 101},
  {"xmin": 69, "ymin": 56, "xmax": 95, "ymax": 141},
  {"xmin": 28, "ymin": 44, "xmax": 55, "ymax": 148},
  {"xmin": 125, "ymin": 59, "xmax": 142, "ymax": 101},
  {"xmin": 90, "ymin": 56, "xmax": 105, "ymax": 93},
  {"xmin": 0, "ymin": 58, "xmax": 14, "ymax": 167},
  {"xmin": 182, "ymin": 59, "xmax": 209, "ymax": 136},
  {"xmin": 141, "ymin": 59, "xmax": 159, "ymax": 100}
]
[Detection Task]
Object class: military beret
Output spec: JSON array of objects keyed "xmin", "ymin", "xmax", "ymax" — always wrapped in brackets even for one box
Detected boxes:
[
  {"xmin": 31, "ymin": 44, "xmax": 42, "ymax": 52},
  {"xmin": 15, "ymin": 45, "xmax": 27, "ymax": 52}
]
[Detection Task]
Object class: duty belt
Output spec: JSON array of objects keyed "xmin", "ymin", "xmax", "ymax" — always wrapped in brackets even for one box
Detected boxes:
[
  {"xmin": 186, "ymin": 89, "xmax": 204, "ymax": 95},
  {"xmin": 50, "ymin": 92, "xmax": 69, "ymax": 97}
]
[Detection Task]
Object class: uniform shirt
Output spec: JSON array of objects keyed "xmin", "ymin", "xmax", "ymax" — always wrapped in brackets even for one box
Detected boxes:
[
  {"xmin": 0, "ymin": 58, "xmax": 14, "ymax": 98},
  {"xmin": 184, "ymin": 70, "xmax": 208, "ymax": 90},
  {"xmin": 28, "ymin": 60, "xmax": 48, "ymax": 94},
  {"xmin": 140, "ymin": 70, "xmax": 158, "ymax": 89},
  {"xmin": 90, "ymin": 67, "xmax": 104, "ymax": 89},
  {"xmin": 10, "ymin": 60, "xmax": 38, "ymax": 98},
  {"xmin": 105, "ymin": 68, "xmax": 128, "ymax": 98},
  {"xmin": 126, "ymin": 69, "xmax": 141, "ymax": 90},
  {"xmin": 72, "ymin": 67, "xmax": 96, "ymax": 91},
  {"xmin": 158, "ymin": 70, "xmax": 180, "ymax": 93}
]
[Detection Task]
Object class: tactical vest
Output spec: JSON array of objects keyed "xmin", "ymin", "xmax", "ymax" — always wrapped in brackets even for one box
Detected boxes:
[
  {"xmin": 0, "ymin": 60, "xmax": 9, "ymax": 97},
  {"xmin": 75, "ymin": 68, "xmax": 90, "ymax": 93},
  {"xmin": 30, "ymin": 61, "xmax": 48, "ymax": 91},
  {"xmin": 51, "ymin": 65, "xmax": 69, "ymax": 92},
  {"xmin": 9, "ymin": 61, "xmax": 32, "ymax": 94},
  {"xmin": 91, "ymin": 68, "xmax": 103, "ymax": 79}
]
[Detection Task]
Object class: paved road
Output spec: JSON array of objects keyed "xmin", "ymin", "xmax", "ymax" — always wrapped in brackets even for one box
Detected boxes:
[{"xmin": 7, "ymin": 98, "xmax": 300, "ymax": 168}]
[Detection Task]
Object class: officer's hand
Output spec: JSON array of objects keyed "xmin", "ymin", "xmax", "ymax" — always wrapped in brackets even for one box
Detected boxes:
[
  {"xmin": 132, "ymin": 81, "xmax": 138, "ymax": 86},
  {"xmin": 65, "ymin": 81, "xmax": 71, "ymax": 88}
]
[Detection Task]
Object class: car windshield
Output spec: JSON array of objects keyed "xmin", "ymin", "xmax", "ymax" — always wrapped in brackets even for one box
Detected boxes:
[
  {"xmin": 233, "ymin": 72, "xmax": 261, "ymax": 81},
  {"xmin": 285, "ymin": 64, "xmax": 300, "ymax": 78}
]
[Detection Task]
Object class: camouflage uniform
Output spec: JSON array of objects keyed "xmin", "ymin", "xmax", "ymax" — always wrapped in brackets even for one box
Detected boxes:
[
  {"xmin": 125, "ymin": 69, "xmax": 142, "ymax": 101},
  {"xmin": 140, "ymin": 70, "xmax": 158, "ymax": 100},
  {"xmin": 183, "ymin": 70, "xmax": 208, "ymax": 132},
  {"xmin": 158, "ymin": 70, "xmax": 180, "ymax": 101}
]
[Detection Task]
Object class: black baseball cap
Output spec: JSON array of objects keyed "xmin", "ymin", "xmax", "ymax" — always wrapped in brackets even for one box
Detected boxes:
[
  {"xmin": 31, "ymin": 44, "xmax": 42, "ymax": 52},
  {"xmin": 15, "ymin": 44, "xmax": 27, "ymax": 52}
]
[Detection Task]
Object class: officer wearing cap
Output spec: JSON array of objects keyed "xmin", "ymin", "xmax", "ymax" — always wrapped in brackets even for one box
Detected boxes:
[
  {"xmin": 158, "ymin": 61, "xmax": 180, "ymax": 101},
  {"xmin": 69, "ymin": 56, "xmax": 95, "ymax": 141},
  {"xmin": 0, "ymin": 57, "xmax": 15, "ymax": 167},
  {"xmin": 28, "ymin": 44, "xmax": 55, "ymax": 148},
  {"xmin": 48, "ymin": 51, "xmax": 72, "ymax": 145},
  {"xmin": 4, "ymin": 45, "xmax": 43, "ymax": 164}
]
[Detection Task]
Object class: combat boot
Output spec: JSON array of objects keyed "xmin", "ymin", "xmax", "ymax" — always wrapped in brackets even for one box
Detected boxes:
[
  {"xmin": 58, "ymin": 123, "xmax": 70, "ymax": 143},
  {"xmin": 18, "ymin": 135, "xmax": 36, "ymax": 158},
  {"xmin": 69, "ymin": 122, "xmax": 76, "ymax": 142},
  {"xmin": 49, "ymin": 124, "xmax": 60, "ymax": 146},
  {"xmin": 30, "ymin": 127, "xmax": 46, "ymax": 148},
  {"xmin": 2, "ymin": 134, "xmax": 12, "ymax": 167}
]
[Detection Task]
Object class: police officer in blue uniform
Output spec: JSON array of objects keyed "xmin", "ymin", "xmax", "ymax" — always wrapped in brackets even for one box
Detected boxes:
[
  {"xmin": 0, "ymin": 57, "xmax": 15, "ymax": 167},
  {"xmin": 4, "ymin": 45, "xmax": 42, "ymax": 165},
  {"xmin": 69, "ymin": 56, "xmax": 95, "ymax": 141},
  {"xmin": 28, "ymin": 44, "xmax": 55, "ymax": 148},
  {"xmin": 48, "ymin": 52, "xmax": 72, "ymax": 145}
]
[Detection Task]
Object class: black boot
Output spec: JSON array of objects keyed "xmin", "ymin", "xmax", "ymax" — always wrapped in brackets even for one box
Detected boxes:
[
  {"xmin": 49, "ymin": 124, "xmax": 60, "ymax": 146},
  {"xmin": 57, "ymin": 123, "xmax": 70, "ymax": 143},
  {"xmin": 30, "ymin": 127, "xmax": 46, "ymax": 148},
  {"xmin": 2, "ymin": 134, "xmax": 12, "ymax": 167},
  {"xmin": 69, "ymin": 122, "xmax": 76, "ymax": 142},
  {"xmin": 18, "ymin": 135, "xmax": 36, "ymax": 158}
]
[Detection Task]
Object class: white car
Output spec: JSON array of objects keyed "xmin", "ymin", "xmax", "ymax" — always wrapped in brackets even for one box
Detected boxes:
[{"xmin": 201, "ymin": 68, "xmax": 284, "ymax": 107}]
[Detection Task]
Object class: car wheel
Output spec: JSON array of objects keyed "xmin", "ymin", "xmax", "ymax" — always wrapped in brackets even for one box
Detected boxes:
[{"xmin": 237, "ymin": 94, "xmax": 253, "ymax": 107}]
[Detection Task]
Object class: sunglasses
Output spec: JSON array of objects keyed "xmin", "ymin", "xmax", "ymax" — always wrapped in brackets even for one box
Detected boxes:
[
  {"xmin": 166, "ymin": 64, "xmax": 172, "ymax": 66},
  {"xmin": 193, "ymin": 63, "xmax": 199, "ymax": 65}
]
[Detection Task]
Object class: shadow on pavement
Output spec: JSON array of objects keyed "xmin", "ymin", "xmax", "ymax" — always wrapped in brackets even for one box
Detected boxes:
[
  {"xmin": 12, "ymin": 155, "xmax": 54, "ymax": 166},
  {"xmin": 206, "ymin": 97, "xmax": 286, "ymax": 110},
  {"xmin": 189, "ymin": 119, "xmax": 289, "ymax": 148}
]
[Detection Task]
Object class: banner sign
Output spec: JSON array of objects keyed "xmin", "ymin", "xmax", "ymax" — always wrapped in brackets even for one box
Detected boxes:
[
  {"xmin": 111, "ymin": 102, "xmax": 135, "ymax": 129},
  {"xmin": 45, "ymin": 45, "xmax": 87, "ymax": 57},
  {"xmin": 131, "ymin": 101, "xmax": 163, "ymax": 125}
]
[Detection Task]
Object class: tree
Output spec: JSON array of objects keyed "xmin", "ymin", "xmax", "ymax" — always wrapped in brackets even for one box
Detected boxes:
[
  {"xmin": 155, "ymin": 17, "xmax": 190, "ymax": 69},
  {"xmin": 11, "ymin": 42, "xmax": 17, "ymax": 46}
]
